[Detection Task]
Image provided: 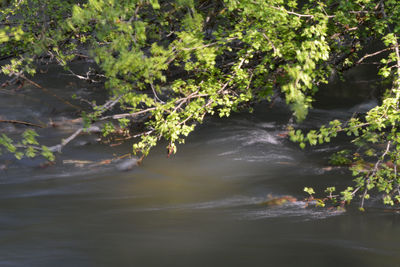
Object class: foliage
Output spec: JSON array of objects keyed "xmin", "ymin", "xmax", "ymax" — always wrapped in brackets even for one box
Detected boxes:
[
  {"xmin": 0, "ymin": 130, "xmax": 55, "ymax": 161},
  {"xmin": 2, "ymin": 0, "xmax": 400, "ymax": 209},
  {"xmin": 329, "ymin": 150, "xmax": 352, "ymax": 166}
]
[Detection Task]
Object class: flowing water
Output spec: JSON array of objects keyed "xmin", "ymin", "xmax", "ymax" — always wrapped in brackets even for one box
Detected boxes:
[{"xmin": 1, "ymin": 64, "xmax": 400, "ymax": 266}]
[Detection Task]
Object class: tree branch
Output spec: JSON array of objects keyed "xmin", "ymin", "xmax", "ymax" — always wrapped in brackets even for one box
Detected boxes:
[
  {"xmin": 356, "ymin": 48, "xmax": 390, "ymax": 65},
  {"xmin": 48, "ymin": 125, "xmax": 101, "ymax": 153},
  {"xmin": 0, "ymin": 119, "xmax": 44, "ymax": 128}
]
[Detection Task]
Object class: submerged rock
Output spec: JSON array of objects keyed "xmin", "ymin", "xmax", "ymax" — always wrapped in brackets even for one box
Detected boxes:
[
  {"xmin": 116, "ymin": 158, "xmax": 140, "ymax": 171},
  {"xmin": 63, "ymin": 159, "xmax": 94, "ymax": 167},
  {"xmin": 259, "ymin": 195, "xmax": 297, "ymax": 206}
]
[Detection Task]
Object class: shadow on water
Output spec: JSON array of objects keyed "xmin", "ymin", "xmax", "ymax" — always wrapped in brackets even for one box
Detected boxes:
[{"xmin": 1, "ymin": 64, "xmax": 400, "ymax": 266}]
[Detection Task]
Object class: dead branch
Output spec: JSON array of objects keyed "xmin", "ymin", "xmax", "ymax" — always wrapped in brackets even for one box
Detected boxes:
[
  {"xmin": 98, "ymin": 107, "xmax": 157, "ymax": 121},
  {"xmin": 356, "ymin": 48, "xmax": 391, "ymax": 65},
  {"xmin": 0, "ymin": 119, "xmax": 44, "ymax": 128},
  {"xmin": 268, "ymin": 5, "xmax": 335, "ymax": 19},
  {"xmin": 48, "ymin": 125, "xmax": 101, "ymax": 153}
]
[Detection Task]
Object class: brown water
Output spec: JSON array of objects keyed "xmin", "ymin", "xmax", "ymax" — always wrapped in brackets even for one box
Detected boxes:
[{"xmin": 1, "ymin": 64, "xmax": 400, "ymax": 266}]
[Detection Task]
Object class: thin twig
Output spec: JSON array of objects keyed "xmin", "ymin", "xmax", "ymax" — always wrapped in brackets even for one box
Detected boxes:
[
  {"xmin": 262, "ymin": 33, "xmax": 277, "ymax": 55},
  {"xmin": 361, "ymin": 140, "xmax": 391, "ymax": 208},
  {"xmin": 0, "ymin": 119, "xmax": 44, "ymax": 128},
  {"xmin": 268, "ymin": 5, "xmax": 335, "ymax": 19},
  {"xmin": 99, "ymin": 107, "xmax": 157, "ymax": 121},
  {"xmin": 150, "ymin": 83, "xmax": 165, "ymax": 103}
]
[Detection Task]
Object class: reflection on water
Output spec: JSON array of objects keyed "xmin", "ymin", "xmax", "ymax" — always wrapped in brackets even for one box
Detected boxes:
[{"xmin": 1, "ymin": 66, "xmax": 400, "ymax": 266}]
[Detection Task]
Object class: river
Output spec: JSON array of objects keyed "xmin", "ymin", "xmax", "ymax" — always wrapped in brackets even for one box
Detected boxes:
[{"xmin": 1, "ymin": 63, "xmax": 400, "ymax": 266}]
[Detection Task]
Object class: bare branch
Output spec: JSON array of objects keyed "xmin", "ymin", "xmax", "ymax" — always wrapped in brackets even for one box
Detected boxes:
[
  {"xmin": 150, "ymin": 83, "xmax": 165, "ymax": 103},
  {"xmin": 361, "ymin": 141, "xmax": 391, "ymax": 209},
  {"xmin": 356, "ymin": 48, "xmax": 390, "ymax": 65},
  {"xmin": 268, "ymin": 5, "xmax": 335, "ymax": 19},
  {"xmin": 48, "ymin": 125, "xmax": 101, "ymax": 153},
  {"xmin": 0, "ymin": 119, "xmax": 44, "ymax": 128},
  {"xmin": 262, "ymin": 33, "xmax": 277, "ymax": 55},
  {"xmin": 99, "ymin": 107, "xmax": 157, "ymax": 121}
]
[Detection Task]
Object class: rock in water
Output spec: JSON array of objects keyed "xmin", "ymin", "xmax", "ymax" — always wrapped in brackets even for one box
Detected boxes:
[
  {"xmin": 259, "ymin": 195, "xmax": 297, "ymax": 206},
  {"xmin": 116, "ymin": 158, "xmax": 139, "ymax": 171}
]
